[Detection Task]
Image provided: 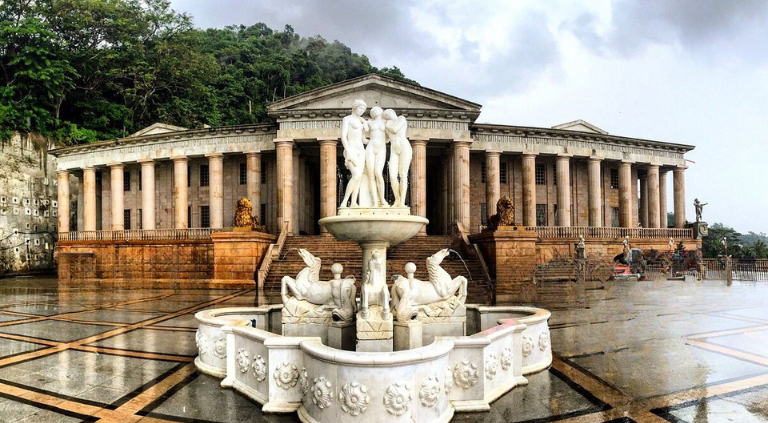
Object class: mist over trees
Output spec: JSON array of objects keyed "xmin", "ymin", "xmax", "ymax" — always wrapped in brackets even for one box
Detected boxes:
[{"xmin": 0, "ymin": 0, "xmax": 411, "ymax": 144}]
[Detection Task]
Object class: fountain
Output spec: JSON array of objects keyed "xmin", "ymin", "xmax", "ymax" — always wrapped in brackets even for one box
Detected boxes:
[{"xmin": 195, "ymin": 101, "xmax": 552, "ymax": 422}]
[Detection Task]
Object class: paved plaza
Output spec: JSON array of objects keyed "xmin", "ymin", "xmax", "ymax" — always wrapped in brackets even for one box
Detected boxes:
[{"xmin": 0, "ymin": 276, "xmax": 766, "ymax": 422}]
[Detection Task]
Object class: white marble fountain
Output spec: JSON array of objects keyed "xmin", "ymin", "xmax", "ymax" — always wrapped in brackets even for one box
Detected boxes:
[{"xmin": 195, "ymin": 100, "xmax": 552, "ymax": 423}]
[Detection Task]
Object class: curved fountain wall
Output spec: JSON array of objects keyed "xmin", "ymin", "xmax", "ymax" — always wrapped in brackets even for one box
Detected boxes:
[{"xmin": 195, "ymin": 305, "xmax": 551, "ymax": 423}]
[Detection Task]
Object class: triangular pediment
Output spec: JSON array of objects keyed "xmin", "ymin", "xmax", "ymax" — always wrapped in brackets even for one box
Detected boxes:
[
  {"xmin": 552, "ymin": 120, "xmax": 608, "ymax": 135},
  {"xmin": 129, "ymin": 122, "xmax": 188, "ymax": 138},
  {"xmin": 267, "ymin": 74, "xmax": 481, "ymax": 117}
]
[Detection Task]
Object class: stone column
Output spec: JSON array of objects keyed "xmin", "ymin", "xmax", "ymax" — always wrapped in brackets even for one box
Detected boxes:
[
  {"xmin": 521, "ymin": 153, "xmax": 536, "ymax": 226},
  {"xmin": 410, "ymin": 138, "xmax": 428, "ymax": 235},
  {"xmin": 246, "ymin": 152, "xmax": 261, "ymax": 223},
  {"xmin": 587, "ymin": 158, "xmax": 602, "ymax": 227},
  {"xmin": 139, "ymin": 159, "xmax": 155, "ymax": 230},
  {"xmin": 485, "ymin": 151, "xmax": 501, "ymax": 222},
  {"xmin": 453, "ymin": 139, "xmax": 471, "ymax": 230},
  {"xmin": 57, "ymin": 171, "xmax": 70, "ymax": 232},
  {"xmin": 109, "ymin": 163, "xmax": 124, "ymax": 230},
  {"xmin": 556, "ymin": 155, "xmax": 571, "ymax": 227},
  {"xmin": 274, "ymin": 138, "xmax": 294, "ymax": 234},
  {"xmin": 83, "ymin": 167, "xmax": 97, "ymax": 231},
  {"xmin": 647, "ymin": 165, "xmax": 660, "ymax": 228},
  {"xmin": 207, "ymin": 153, "xmax": 224, "ymax": 228},
  {"xmin": 172, "ymin": 156, "xmax": 188, "ymax": 229},
  {"xmin": 673, "ymin": 166, "xmax": 686, "ymax": 228},
  {"xmin": 639, "ymin": 172, "xmax": 648, "ymax": 228},
  {"xmin": 618, "ymin": 161, "xmax": 633, "ymax": 228},
  {"xmin": 318, "ymin": 138, "xmax": 338, "ymax": 233},
  {"xmin": 659, "ymin": 170, "xmax": 668, "ymax": 228}
]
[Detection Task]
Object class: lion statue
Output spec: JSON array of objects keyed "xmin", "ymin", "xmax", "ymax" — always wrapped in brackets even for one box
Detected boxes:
[
  {"xmin": 234, "ymin": 197, "xmax": 261, "ymax": 230},
  {"xmin": 486, "ymin": 196, "xmax": 515, "ymax": 230}
]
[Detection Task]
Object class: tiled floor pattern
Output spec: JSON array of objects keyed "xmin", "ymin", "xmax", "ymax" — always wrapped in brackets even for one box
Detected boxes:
[{"xmin": 0, "ymin": 277, "xmax": 766, "ymax": 422}]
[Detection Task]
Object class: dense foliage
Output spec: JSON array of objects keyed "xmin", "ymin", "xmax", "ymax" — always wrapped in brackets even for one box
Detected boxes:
[
  {"xmin": 703, "ymin": 222, "xmax": 768, "ymax": 259},
  {"xmin": 0, "ymin": 0, "xmax": 411, "ymax": 144}
]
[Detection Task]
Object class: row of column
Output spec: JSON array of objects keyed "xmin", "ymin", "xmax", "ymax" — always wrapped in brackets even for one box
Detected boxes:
[
  {"xmin": 57, "ymin": 152, "xmax": 263, "ymax": 232},
  {"xmin": 484, "ymin": 152, "xmax": 687, "ymax": 228},
  {"xmin": 55, "ymin": 144, "xmax": 689, "ymax": 233}
]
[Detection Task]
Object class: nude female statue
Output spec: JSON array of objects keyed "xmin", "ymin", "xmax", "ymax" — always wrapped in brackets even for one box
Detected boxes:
[
  {"xmin": 339, "ymin": 100, "xmax": 368, "ymax": 208},
  {"xmin": 383, "ymin": 109, "xmax": 412, "ymax": 208},
  {"xmin": 365, "ymin": 106, "xmax": 389, "ymax": 207}
]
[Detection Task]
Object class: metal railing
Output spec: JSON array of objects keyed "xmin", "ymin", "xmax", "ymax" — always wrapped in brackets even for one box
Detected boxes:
[
  {"xmin": 703, "ymin": 258, "xmax": 768, "ymax": 281},
  {"xmin": 58, "ymin": 228, "xmax": 233, "ymax": 241},
  {"xmin": 257, "ymin": 221, "xmax": 290, "ymax": 288}
]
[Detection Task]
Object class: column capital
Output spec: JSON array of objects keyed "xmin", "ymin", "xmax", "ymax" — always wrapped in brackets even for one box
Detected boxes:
[
  {"xmin": 673, "ymin": 165, "xmax": 688, "ymax": 172},
  {"xmin": 170, "ymin": 155, "xmax": 188, "ymax": 162},
  {"xmin": 522, "ymin": 152, "xmax": 538, "ymax": 158},
  {"xmin": 137, "ymin": 158, "xmax": 155, "ymax": 164},
  {"xmin": 620, "ymin": 159, "xmax": 634, "ymax": 164},
  {"xmin": 244, "ymin": 150, "xmax": 261, "ymax": 157},
  {"xmin": 410, "ymin": 139, "xmax": 428, "ymax": 148},
  {"xmin": 484, "ymin": 150, "xmax": 502, "ymax": 157},
  {"xmin": 453, "ymin": 138, "xmax": 473, "ymax": 146},
  {"xmin": 646, "ymin": 164, "xmax": 660, "ymax": 170},
  {"xmin": 556, "ymin": 154, "xmax": 572, "ymax": 161},
  {"xmin": 273, "ymin": 138, "xmax": 294, "ymax": 146},
  {"xmin": 57, "ymin": 169, "xmax": 70, "ymax": 175},
  {"xmin": 205, "ymin": 152, "xmax": 224, "ymax": 158},
  {"xmin": 107, "ymin": 162, "xmax": 124, "ymax": 169},
  {"xmin": 587, "ymin": 156, "xmax": 602, "ymax": 163},
  {"xmin": 317, "ymin": 138, "xmax": 338, "ymax": 146}
]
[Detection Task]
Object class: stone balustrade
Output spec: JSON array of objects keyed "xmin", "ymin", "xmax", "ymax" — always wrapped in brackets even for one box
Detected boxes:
[
  {"xmin": 59, "ymin": 228, "xmax": 232, "ymax": 241},
  {"xmin": 523, "ymin": 226, "xmax": 693, "ymax": 239}
]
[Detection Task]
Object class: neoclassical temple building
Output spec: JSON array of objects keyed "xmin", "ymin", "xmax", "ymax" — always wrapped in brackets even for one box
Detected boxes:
[{"xmin": 52, "ymin": 75, "xmax": 697, "ymax": 295}]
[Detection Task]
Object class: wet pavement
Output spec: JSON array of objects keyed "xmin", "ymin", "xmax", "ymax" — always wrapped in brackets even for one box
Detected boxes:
[{"xmin": 0, "ymin": 276, "xmax": 766, "ymax": 422}]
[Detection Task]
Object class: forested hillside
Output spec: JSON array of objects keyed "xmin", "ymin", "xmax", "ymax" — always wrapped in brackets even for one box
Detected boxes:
[{"xmin": 0, "ymin": 0, "xmax": 411, "ymax": 144}]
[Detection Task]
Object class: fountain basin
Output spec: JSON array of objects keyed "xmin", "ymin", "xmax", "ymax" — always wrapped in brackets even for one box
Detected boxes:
[
  {"xmin": 195, "ymin": 305, "xmax": 552, "ymax": 422},
  {"xmin": 319, "ymin": 214, "xmax": 428, "ymax": 245}
]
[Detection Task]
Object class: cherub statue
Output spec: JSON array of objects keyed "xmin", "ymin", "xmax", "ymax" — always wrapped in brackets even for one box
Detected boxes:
[
  {"xmin": 281, "ymin": 249, "xmax": 357, "ymax": 322},
  {"xmin": 360, "ymin": 249, "xmax": 390, "ymax": 320},
  {"xmin": 390, "ymin": 249, "xmax": 468, "ymax": 322}
]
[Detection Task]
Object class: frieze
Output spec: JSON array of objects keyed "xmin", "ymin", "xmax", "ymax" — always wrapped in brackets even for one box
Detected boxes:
[
  {"xmin": 279, "ymin": 119, "xmax": 468, "ymax": 132},
  {"xmin": 474, "ymin": 133, "xmax": 686, "ymax": 160}
]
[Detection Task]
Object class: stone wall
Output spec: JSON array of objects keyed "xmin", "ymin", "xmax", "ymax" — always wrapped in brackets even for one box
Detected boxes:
[
  {"xmin": 57, "ymin": 230, "xmax": 276, "ymax": 288},
  {"xmin": 57, "ymin": 240, "xmax": 217, "ymax": 288},
  {"xmin": 0, "ymin": 133, "xmax": 62, "ymax": 274}
]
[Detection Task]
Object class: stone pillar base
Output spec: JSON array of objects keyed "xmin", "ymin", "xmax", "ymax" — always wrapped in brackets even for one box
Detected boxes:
[
  {"xmin": 356, "ymin": 306, "xmax": 393, "ymax": 352},
  {"xmin": 328, "ymin": 321, "xmax": 356, "ymax": 351},
  {"xmin": 393, "ymin": 320, "xmax": 423, "ymax": 351}
]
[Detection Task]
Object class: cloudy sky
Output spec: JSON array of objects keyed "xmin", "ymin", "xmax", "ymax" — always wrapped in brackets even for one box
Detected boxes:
[{"xmin": 171, "ymin": 0, "xmax": 768, "ymax": 234}]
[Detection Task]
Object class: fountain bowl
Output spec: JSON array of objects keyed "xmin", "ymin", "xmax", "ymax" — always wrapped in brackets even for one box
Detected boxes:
[{"xmin": 319, "ymin": 213, "xmax": 428, "ymax": 245}]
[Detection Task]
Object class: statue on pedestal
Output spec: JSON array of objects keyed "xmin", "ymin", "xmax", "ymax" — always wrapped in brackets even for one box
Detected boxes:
[
  {"xmin": 383, "ymin": 109, "xmax": 412, "ymax": 208},
  {"xmin": 390, "ymin": 249, "xmax": 468, "ymax": 322},
  {"xmin": 281, "ymin": 249, "xmax": 357, "ymax": 322},
  {"xmin": 360, "ymin": 249, "xmax": 390, "ymax": 320},
  {"xmin": 486, "ymin": 196, "xmax": 515, "ymax": 230},
  {"xmin": 339, "ymin": 100, "xmax": 369, "ymax": 208},
  {"xmin": 694, "ymin": 198, "xmax": 707, "ymax": 223}
]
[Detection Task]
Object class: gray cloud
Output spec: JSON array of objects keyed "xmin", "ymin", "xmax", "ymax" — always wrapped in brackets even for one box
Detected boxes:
[
  {"xmin": 563, "ymin": 0, "xmax": 768, "ymax": 62},
  {"xmin": 172, "ymin": 0, "xmax": 441, "ymax": 65}
]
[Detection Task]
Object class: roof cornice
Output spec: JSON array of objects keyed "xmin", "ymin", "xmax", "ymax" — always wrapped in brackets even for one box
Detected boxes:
[{"xmin": 472, "ymin": 123, "xmax": 695, "ymax": 153}]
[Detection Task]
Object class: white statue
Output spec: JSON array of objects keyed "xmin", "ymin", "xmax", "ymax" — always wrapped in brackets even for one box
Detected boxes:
[
  {"xmin": 365, "ymin": 106, "xmax": 389, "ymax": 207},
  {"xmin": 390, "ymin": 249, "xmax": 468, "ymax": 322},
  {"xmin": 360, "ymin": 249, "xmax": 390, "ymax": 320},
  {"xmin": 383, "ymin": 109, "xmax": 412, "ymax": 208},
  {"xmin": 339, "ymin": 99, "xmax": 369, "ymax": 208},
  {"xmin": 281, "ymin": 249, "xmax": 357, "ymax": 322}
]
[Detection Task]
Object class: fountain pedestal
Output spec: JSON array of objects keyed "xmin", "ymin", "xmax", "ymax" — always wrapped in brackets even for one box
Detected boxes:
[{"xmin": 319, "ymin": 207, "xmax": 428, "ymax": 352}]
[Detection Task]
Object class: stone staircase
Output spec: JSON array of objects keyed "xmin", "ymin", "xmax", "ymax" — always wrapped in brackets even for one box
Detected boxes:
[{"xmin": 262, "ymin": 235, "xmax": 492, "ymax": 304}]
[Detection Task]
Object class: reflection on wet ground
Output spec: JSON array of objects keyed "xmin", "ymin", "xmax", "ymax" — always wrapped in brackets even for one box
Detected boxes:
[{"xmin": 0, "ymin": 276, "xmax": 766, "ymax": 422}]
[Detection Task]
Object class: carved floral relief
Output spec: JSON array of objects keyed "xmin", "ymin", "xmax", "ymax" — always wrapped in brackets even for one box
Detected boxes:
[{"xmin": 339, "ymin": 382, "xmax": 370, "ymax": 416}]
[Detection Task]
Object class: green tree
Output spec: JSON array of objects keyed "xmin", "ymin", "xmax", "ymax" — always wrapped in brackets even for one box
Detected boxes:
[{"xmin": 702, "ymin": 223, "xmax": 743, "ymax": 258}]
